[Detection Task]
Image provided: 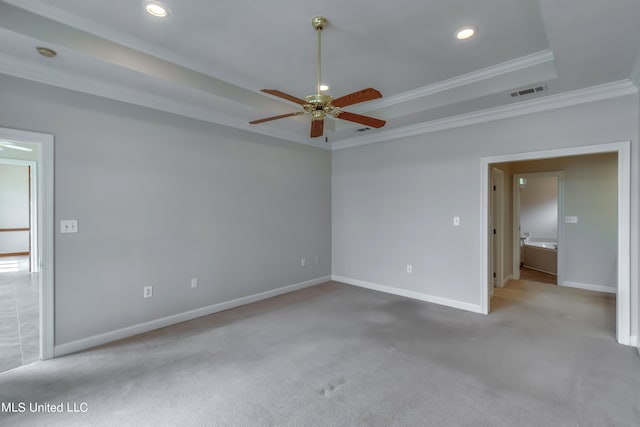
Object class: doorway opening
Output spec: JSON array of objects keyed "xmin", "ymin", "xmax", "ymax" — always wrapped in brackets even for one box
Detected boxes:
[
  {"xmin": 481, "ymin": 141, "xmax": 631, "ymax": 346},
  {"xmin": 0, "ymin": 159, "xmax": 39, "ymax": 371},
  {"xmin": 0, "ymin": 127, "xmax": 54, "ymax": 370},
  {"xmin": 514, "ymin": 172, "xmax": 561, "ymax": 286}
]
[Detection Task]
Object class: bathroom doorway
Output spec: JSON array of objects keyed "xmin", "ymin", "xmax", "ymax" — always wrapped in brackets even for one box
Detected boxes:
[
  {"xmin": 514, "ymin": 172, "xmax": 562, "ymax": 285},
  {"xmin": 481, "ymin": 142, "xmax": 629, "ymax": 345}
]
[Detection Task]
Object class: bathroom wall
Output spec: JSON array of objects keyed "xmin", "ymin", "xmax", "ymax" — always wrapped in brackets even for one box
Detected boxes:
[{"xmin": 518, "ymin": 174, "xmax": 558, "ymax": 241}]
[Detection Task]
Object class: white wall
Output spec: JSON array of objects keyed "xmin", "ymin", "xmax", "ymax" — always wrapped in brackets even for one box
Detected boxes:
[
  {"xmin": 519, "ymin": 175, "xmax": 558, "ymax": 240},
  {"xmin": 333, "ymin": 94, "xmax": 638, "ymax": 335},
  {"xmin": 0, "ymin": 74, "xmax": 332, "ymax": 346},
  {"xmin": 0, "ymin": 163, "xmax": 29, "ymax": 254}
]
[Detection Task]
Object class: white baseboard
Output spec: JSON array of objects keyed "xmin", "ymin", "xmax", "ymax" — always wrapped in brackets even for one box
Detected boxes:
[
  {"xmin": 54, "ymin": 275, "xmax": 331, "ymax": 357},
  {"xmin": 522, "ymin": 265, "xmax": 557, "ymax": 276},
  {"xmin": 332, "ymin": 275, "xmax": 483, "ymax": 314},
  {"xmin": 560, "ymin": 281, "xmax": 616, "ymax": 294},
  {"xmin": 501, "ymin": 275, "xmax": 513, "ymax": 288}
]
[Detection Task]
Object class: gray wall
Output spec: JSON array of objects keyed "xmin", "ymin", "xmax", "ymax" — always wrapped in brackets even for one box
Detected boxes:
[
  {"xmin": 519, "ymin": 175, "xmax": 558, "ymax": 241},
  {"xmin": 332, "ymin": 95, "xmax": 638, "ymax": 335},
  {"xmin": 0, "ymin": 74, "xmax": 331, "ymax": 345},
  {"xmin": 1, "ymin": 72, "xmax": 637, "ymax": 348}
]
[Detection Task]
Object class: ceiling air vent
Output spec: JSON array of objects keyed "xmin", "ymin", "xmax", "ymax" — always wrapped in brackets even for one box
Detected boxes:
[{"xmin": 510, "ymin": 85, "xmax": 545, "ymax": 98}]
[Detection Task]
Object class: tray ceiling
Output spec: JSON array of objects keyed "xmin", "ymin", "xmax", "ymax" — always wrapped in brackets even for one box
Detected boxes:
[{"xmin": 0, "ymin": 0, "xmax": 638, "ymax": 148}]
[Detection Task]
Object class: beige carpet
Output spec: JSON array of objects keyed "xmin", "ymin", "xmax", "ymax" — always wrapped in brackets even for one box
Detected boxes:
[{"xmin": 0, "ymin": 280, "xmax": 638, "ymax": 426}]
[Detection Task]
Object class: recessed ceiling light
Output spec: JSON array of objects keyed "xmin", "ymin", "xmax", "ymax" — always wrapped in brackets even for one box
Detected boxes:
[
  {"xmin": 145, "ymin": 1, "xmax": 169, "ymax": 17},
  {"xmin": 455, "ymin": 26, "xmax": 477, "ymax": 40},
  {"xmin": 319, "ymin": 84, "xmax": 329, "ymax": 91}
]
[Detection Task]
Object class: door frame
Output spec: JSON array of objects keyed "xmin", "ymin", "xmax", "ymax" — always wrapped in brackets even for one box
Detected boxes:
[
  {"xmin": 489, "ymin": 167, "xmax": 504, "ymax": 290},
  {"xmin": 0, "ymin": 127, "xmax": 54, "ymax": 360},
  {"xmin": 512, "ymin": 171, "xmax": 564, "ymax": 283},
  {"xmin": 480, "ymin": 141, "xmax": 631, "ymax": 346}
]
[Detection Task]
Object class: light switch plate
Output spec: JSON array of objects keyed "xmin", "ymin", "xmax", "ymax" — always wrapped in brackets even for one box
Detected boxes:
[{"xmin": 60, "ymin": 220, "xmax": 78, "ymax": 233}]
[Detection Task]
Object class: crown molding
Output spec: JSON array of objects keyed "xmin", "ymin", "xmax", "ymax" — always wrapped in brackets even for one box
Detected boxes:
[
  {"xmin": 351, "ymin": 50, "xmax": 555, "ymax": 112},
  {"xmin": 1, "ymin": 47, "xmax": 634, "ymax": 153},
  {"xmin": 0, "ymin": 53, "xmax": 326, "ymax": 149},
  {"xmin": 0, "ymin": 2, "xmax": 296, "ymax": 118},
  {"xmin": 1, "ymin": 0, "xmax": 257, "ymax": 92},
  {"xmin": 332, "ymin": 80, "xmax": 638, "ymax": 150}
]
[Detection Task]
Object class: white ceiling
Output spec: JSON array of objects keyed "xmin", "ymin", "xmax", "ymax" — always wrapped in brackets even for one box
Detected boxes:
[{"xmin": 0, "ymin": 0, "xmax": 639, "ymax": 149}]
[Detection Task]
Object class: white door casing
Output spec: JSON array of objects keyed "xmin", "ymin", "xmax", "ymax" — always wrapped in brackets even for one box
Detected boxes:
[
  {"xmin": 0, "ymin": 126, "xmax": 54, "ymax": 360},
  {"xmin": 481, "ymin": 141, "xmax": 631, "ymax": 346}
]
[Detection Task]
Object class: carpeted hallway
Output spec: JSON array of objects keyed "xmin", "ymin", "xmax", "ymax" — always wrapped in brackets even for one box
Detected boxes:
[{"xmin": 0, "ymin": 280, "xmax": 638, "ymax": 426}]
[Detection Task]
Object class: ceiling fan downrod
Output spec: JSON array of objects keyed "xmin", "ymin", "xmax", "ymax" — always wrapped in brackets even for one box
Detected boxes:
[{"xmin": 312, "ymin": 16, "xmax": 327, "ymax": 95}]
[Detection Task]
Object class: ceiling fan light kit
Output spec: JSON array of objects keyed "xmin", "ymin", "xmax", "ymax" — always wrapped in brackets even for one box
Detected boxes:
[{"xmin": 250, "ymin": 16, "xmax": 386, "ymax": 139}]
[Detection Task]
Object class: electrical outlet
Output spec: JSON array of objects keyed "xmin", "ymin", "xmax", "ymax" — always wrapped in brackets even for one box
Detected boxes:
[
  {"xmin": 191, "ymin": 278, "xmax": 198, "ymax": 289},
  {"xmin": 143, "ymin": 286, "xmax": 153, "ymax": 298},
  {"xmin": 565, "ymin": 216, "xmax": 578, "ymax": 224},
  {"xmin": 301, "ymin": 258, "xmax": 306, "ymax": 267},
  {"xmin": 453, "ymin": 216, "xmax": 460, "ymax": 226},
  {"xmin": 406, "ymin": 264, "xmax": 413, "ymax": 274}
]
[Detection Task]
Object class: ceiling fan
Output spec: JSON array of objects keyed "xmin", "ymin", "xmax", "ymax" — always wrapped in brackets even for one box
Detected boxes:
[{"xmin": 250, "ymin": 16, "xmax": 386, "ymax": 138}]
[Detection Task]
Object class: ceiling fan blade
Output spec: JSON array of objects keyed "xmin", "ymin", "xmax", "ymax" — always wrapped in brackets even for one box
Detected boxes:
[
  {"xmin": 261, "ymin": 89, "xmax": 308, "ymax": 106},
  {"xmin": 310, "ymin": 119, "xmax": 324, "ymax": 138},
  {"xmin": 337, "ymin": 111, "xmax": 385, "ymax": 128},
  {"xmin": 332, "ymin": 88, "xmax": 382, "ymax": 108},
  {"xmin": 249, "ymin": 111, "xmax": 304, "ymax": 124}
]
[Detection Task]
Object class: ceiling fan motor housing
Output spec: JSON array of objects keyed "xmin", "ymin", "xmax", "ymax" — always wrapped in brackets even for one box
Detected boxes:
[
  {"xmin": 305, "ymin": 93, "xmax": 333, "ymax": 120},
  {"xmin": 305, "ymin": 93, "xmax": 332, "ymax": 108}
]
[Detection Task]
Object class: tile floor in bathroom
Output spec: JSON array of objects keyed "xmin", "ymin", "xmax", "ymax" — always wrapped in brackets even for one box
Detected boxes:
[{"xmin": 0, "ymin": 256, "xmax": 39, "ymax": 373}]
